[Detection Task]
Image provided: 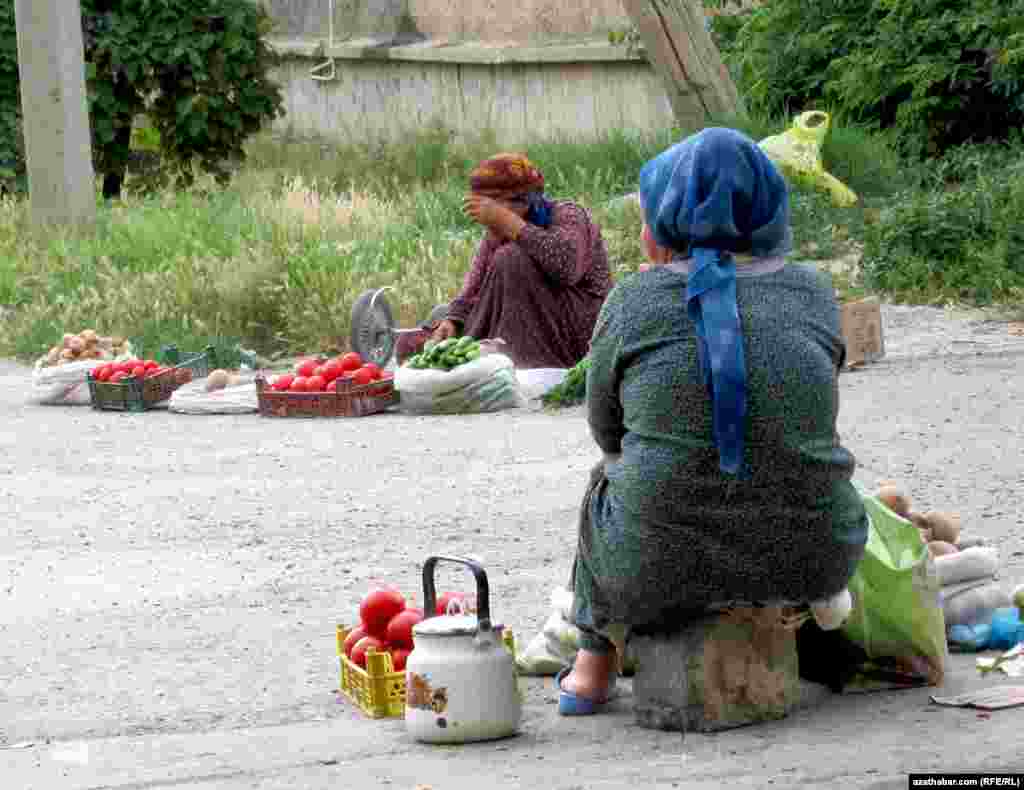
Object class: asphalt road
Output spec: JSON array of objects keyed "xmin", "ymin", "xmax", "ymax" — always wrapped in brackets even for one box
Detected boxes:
[{"xmin": 2, "ymin": 338, "xmax": 1023, "ymax": 790}]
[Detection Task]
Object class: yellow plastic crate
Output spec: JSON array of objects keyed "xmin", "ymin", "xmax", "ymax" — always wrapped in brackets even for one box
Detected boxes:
[
  {"xmin": 336, "ymin": 625, "xmax": 406, "ymax": 719},
  {"xmin": 335, "ymin": 623, "xmax": 517, "ymax": 719}
]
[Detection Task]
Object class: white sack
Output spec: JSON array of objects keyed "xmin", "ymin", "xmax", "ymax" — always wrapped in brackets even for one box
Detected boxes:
[
  {"xmin": 943, "ymin": 582, "xmax": 1012, "ymax": 627},
  {"xmin": 934, "ymin": 546, "xmax": 1000, "ymax": 587}
]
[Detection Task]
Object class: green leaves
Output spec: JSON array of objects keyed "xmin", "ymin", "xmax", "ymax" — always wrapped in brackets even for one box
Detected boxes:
[
  {"xmin": 720, "ymin": 0, "xmax": 1024, "ymax": 157},
  {"xmin": 0, "ymin": 0, "xmax": 283, "ymax": 195}
]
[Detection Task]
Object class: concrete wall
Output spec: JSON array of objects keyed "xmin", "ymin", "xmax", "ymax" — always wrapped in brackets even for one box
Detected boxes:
[
  {"xmin": 269, "ymin": 40, "xmax": 675, "ymax": 145},
  {"xmin": 263, "ymin": 0, "xmax": 633, "ymax": 42}
]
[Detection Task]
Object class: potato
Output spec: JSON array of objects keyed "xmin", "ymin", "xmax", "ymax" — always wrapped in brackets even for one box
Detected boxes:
[
  {"xmin": 227, "ymin": 374, "xmax": 242, "ymax": 388},
  {"xmin": 80, "ymin": 329, "xmax": 98, "ymax": 344},
  {"xmin": 59, "ymin": 349, "xmax": 76, "ymax": 362},
  {"xmin": 68, "ymin": 337, "xmax": 85, "ymax": 354},
  {"xmin": 921, "ymin": 511, "xmax": 961, "ymax": 545},
  {"xmin": 927, "ymin": 541, "xmax": 959, "ymax": 557},
  {"xmin": 876, "ymin": 485, "xmax": 911, "ymax": 517},
  {"xmin": 205, "ymin": 369, "xmax": 230, "ymax": 392}
]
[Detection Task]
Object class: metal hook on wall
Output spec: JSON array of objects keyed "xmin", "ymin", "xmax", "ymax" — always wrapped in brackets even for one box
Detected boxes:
[{"xmin": 310, "ymin": 0, "xmax": 337, "ymax": 82}]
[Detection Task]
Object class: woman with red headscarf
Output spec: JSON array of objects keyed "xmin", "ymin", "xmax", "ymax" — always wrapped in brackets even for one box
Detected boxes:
[{"xmin": 397, "ymin": 153, "xmax": 613, "ymax": 369}]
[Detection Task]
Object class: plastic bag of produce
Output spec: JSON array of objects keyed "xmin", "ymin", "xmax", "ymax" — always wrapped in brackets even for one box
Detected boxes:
[
  {"xmin": 841, "ymin": 491, "xmax": 948, "ymax": 686},
  {"xmin": 28, "ymin": 360, "xmax": 106, "ymax": 405},
  {"xmin": 943, "ymin": 582, "xmax": 1012, "ymax": 628},
  {"xmin": 935, "ymin": 546, "xmax": 1000, "ymax": 588},
  {"xmin": 27, "ymin": 336, "xmax": 135, "ymax": 406},
  {"xmin": 167, "ymin": 372, "xmax": 259, "ymax": 415},
  {"xmin": 758, "ymin": 111, "xmax": 858, "ymax": 208},
  {"xmin": 395, "ymin": 353, "xmax": 525, "ymax": 415},
  {"xmin": 516, "ymin": 368, "xmax": 570, "ymax": 401}
]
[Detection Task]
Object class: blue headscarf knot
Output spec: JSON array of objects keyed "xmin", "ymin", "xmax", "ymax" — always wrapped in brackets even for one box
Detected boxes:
[{"xmin": 638, "ymin": 128, "xmax": 792, "ymax": 477}]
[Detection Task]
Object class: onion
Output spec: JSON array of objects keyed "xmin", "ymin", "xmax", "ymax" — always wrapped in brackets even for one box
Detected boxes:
[
  {"xmin": 876, "ymin": 485, "xmax": 911, "ymax": 517},
  {"xmin": 921, "ymin": 511, "xmax": 960, "ymax": 545}
]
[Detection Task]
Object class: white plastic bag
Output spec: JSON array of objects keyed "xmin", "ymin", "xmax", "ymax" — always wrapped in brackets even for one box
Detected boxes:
[
  {"xmin": 516, "ymin": 587, "xmax": 583, "ymax": 676},
  {"xmin": 514, "ymin": 586, "xmax": 636, "ymax": 677},
  {"xmin": 167, "ymin": 373, "xmax": 259, "ymax": 415},
  {"xmin": 394, "ymin": 354, "xmax": 525, "ymax": 415},
  {"xmin": 28, "ymin": 360, "xmax": 103, "ymax": 405},
  {"xmin": 27, "ymin": 343, "xmax": 136, "ymax": 406},
  {"xmin": 935, "ymin": 546, "xmax": 1000, "ymax": 587},
  {"xmin": 943, "ymin": 582, "xmax": 1012, "ymax": 627},
  {"xmin": 516, "ymin": 368, "xmax": 570, "ymax": 401}
]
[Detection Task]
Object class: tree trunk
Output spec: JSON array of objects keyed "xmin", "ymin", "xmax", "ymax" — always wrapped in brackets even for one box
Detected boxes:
[{"xmin": 620, "ymin": 0, "xmax": 745, "ymax": 129}]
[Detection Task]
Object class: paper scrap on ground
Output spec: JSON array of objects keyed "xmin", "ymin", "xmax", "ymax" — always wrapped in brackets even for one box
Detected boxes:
[
  {"xmin": 977, "ymin": 644, "xmax": 1024, "ymax": 677},
  {"xmin": 931, "ymin": 685, "xmax": 1024, "ymax": 710}
]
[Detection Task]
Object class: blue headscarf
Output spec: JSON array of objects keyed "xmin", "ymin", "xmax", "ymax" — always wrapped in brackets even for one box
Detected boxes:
[
  {"xmin": 639, "ymin": 128, "xmax": 792, "ymax": 477},
  {"xmin": 525, "ymin": 191, "xmax": 554, "ymax": 229}
]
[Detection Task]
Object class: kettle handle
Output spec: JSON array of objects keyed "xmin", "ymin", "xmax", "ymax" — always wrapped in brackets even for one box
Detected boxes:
[{"xmin": 421, "ymin": 555, "xmax": 492, "ymax": 632}]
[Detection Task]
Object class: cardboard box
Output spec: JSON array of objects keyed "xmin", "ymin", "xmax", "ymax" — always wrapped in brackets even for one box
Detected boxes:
[{"xmin": 840, "ymin": 298, "xmax": 885, "ymax": 368}]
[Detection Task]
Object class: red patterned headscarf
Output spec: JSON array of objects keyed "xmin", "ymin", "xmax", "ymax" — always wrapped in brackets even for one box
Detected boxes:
[{"xmin": 469, "ymin": 153, "xmax": 545, "ymax": 200}]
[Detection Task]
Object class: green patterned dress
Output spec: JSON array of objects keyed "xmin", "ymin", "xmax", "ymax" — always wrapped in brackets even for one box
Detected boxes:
[{"xmin": 571, "ymin": 258, "xmax": 868, "ymax": 651}]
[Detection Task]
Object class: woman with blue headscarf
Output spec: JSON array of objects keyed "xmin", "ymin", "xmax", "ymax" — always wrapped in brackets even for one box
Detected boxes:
[{"xmin": 558, "ymin": 128, "xmax": 868, "ymax": 715}]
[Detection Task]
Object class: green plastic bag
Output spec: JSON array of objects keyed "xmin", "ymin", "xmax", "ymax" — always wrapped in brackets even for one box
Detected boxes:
[
  {"xmin": 758, "ymin": 111, "xmax": 859, "ymax": 208},
  {"xmin": 841, "ymin": 492, "xmax": 948, "ymax": 686}
]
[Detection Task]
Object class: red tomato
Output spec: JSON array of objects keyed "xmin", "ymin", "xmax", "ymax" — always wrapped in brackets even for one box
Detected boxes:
[
  {"xmin": 306, "ymin": 375, "xmax": 326, "ymax": 392},
  {"xmin": 289, "ymin": 376, "xmax": 309, "ymax": 392},
  {"xmin": 144, "ymin": 360, "xmax": 159, "ymax": 370},
  {"xmin": 131, "ymin": 365, "xmax": 147, "ymax": 379},
  {"xmin": 273, "ymin": 373, "xmax": 294, "ymax": 392},
  {"xmin": 385, "ymin": 608, "xmax": 424, "ymax": 648},
  {"xmin": 362, "ymin": 362, "xmax": 382, "ymax": 381},
  {"xmin": 436, "ymin": 591, "xmax": 471, "ymax": 616},
  {"xmin": 339, "ymin": 352, "xmax": 363, "ymax": 373},
  {"xmin": 94, "ymin": 365, "xmax": 112, "ymax": 382},
  {"xmin": 343, "ymin": 624, "xmax": 368, "ymax": 659},
  {"xmin": 109, "ymin": 371, "xmax": 128, "ymax": 383},
  {"xmin": 351, "ymin": 367, "xmax": 374, "ymax": 387},
  {"xmin": 351, "ymin": 635, "xmax": 387, "ymax": 669},
  {"xmin": 359, "ymin": 587, "xmax": 406, "ymax": 639},
  {"xmin": 296, "ymin": 359, "xmax": 319, "ymax": 378},
  {"xmin": 321, "ymin": 360, "xmax": 343, "ymax": 383},
  {"xmin": 390, "ymin": 647, "xmax": 411, "ymax": 672}
]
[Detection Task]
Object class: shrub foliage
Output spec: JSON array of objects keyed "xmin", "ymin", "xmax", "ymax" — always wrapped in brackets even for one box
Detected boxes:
[{"xmin": 717, "ymin": 0, "xmax": 1024, "ymax": 156}]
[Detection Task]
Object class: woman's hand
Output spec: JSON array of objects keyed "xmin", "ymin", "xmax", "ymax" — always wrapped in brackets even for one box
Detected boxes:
[
  {"xmin": 430, "ymin": 319, "xmax": 458, "ymax": 344},
  {"xmin": 464, "ymin": 194, "xmax": 527, "ymax": 240}
]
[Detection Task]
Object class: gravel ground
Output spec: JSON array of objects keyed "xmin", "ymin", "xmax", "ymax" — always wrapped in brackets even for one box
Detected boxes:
[{"xmin": 2, "ymin": 302, "xmax": 1024, "ymax": 789}]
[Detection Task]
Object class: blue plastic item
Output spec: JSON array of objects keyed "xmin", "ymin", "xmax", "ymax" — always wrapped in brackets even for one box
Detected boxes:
[
  {"xmin": 988, "ymin": 608, "xmax": 1024, "ymax": 650},
  {"xmin": 948, "ymin": 623, "xmax": 993, "ymax": 652}
]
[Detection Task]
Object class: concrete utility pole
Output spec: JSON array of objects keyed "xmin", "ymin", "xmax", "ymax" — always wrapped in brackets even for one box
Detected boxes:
[
  {"xmin": 621, "ymin": 0, "xmax": 745, "ymax": 129},
  {"xmin": 14, "ymin": 0, "xmax": 96, "ymax": 228}
]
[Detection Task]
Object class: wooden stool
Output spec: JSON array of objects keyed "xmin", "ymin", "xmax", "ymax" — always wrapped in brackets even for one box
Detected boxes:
[{"xmin": 632, "ymin": 606, "xmax": 826, "ymax": 733}]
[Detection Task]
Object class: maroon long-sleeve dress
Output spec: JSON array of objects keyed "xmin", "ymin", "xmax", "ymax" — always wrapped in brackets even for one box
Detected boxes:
[{"xmin": 411, "ymin": 201, "xmax": 612, "ymax": 369}]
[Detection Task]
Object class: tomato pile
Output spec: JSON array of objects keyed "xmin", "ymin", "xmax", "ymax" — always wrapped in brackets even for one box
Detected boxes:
[
  {"xmin": 91, "ymin": 358, "xmax": 192, "ymax": 386},
  {"xmin": 343, "ymin": 586, "xmax": 473, "ymax": 672},
  {"xmin": 270, "ymin": 351, "xmax": 392, "ymax": 394}
]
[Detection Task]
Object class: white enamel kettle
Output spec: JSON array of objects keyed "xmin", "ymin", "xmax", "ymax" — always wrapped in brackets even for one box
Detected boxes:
[{"xmin": 405, "ymin": 555, "xmax": 521, "ymax": 744}]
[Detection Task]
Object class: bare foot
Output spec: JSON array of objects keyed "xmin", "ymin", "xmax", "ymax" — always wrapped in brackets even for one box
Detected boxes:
[{"xmin": 561, "ymin": 649, "xmax": 615, "ymax": 702}]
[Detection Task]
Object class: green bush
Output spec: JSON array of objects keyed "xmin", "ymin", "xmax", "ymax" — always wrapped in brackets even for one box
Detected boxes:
[
  {"xmin": 0, "ymin": 2, "xmax": 21, "ymax": 192},
  {"xmin": 725, "ymin": 0, "xmax": 1024, "ymax": 157},
  {"xmin": 862, "ymin": 144, "xmax": 1024, "ymax": 303},
  {"xmin": 0, "ymin": 0, "xmax": 284, "ymax": 197}
]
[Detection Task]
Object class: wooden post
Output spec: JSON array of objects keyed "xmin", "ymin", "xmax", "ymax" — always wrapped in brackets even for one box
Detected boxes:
[
  {"xmin": 621, "ymin": 0, "xmax": 745, "ymax": 129},
  {"xmin": 14, "ymin": 0, "xmax": 96, "ymax": 228}
]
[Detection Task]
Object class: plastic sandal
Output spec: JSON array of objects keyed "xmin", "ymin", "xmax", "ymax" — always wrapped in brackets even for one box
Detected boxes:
[{"xmin": 556, "ymin": 667, "xmax": 609, "ymax": 716}]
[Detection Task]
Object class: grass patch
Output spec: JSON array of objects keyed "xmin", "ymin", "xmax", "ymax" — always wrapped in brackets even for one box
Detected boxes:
[{"xmin": 4, "ymin": 117, "xmax": 1017, "ymax": 363}]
